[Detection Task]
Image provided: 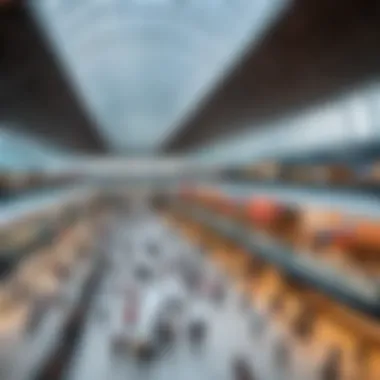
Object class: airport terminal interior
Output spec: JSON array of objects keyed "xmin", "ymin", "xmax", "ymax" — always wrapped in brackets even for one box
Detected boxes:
[{"xmin": 1, "ymin": 1, "xmax": 380, "ymax": 379}]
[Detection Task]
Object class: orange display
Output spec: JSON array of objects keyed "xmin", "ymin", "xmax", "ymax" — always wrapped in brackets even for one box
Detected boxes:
[{"xmin": 246, "ymin": 197, "xmax": 282, "ymax": 227}]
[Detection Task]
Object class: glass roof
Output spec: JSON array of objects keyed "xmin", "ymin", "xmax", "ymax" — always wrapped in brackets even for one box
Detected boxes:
[
  {"xmin": 29, "ymin": 0, "xmax": 284, "ymax": 152},
  {"xmin": 0, "ymin": 128, "xmax": 71, "ymax": 170}
]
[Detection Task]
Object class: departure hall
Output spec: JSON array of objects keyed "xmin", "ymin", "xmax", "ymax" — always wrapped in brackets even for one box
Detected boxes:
[{"xmin": 1, "ymin": 1, "xmax": 380, "ymax": 379}]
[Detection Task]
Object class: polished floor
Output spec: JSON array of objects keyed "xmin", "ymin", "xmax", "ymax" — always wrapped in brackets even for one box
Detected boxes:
[{"xmin": 64, "ymin": 212, "xmax": 325, "ymax": 380}]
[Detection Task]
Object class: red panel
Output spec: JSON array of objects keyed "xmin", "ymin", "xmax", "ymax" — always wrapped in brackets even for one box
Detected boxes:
[{"xmin": 246, "ymin": 197, "xmax": 280, "ymax": 226}]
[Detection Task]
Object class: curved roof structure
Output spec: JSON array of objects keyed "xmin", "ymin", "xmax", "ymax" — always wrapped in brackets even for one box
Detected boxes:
[{"xmin": 29, "ymin": 0, "xmax": 284, "ymax": 152}]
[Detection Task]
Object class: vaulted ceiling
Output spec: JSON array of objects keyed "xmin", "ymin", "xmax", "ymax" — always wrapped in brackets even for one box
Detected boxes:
[
  {"xmin": 1, "ymin": 0, "xmax": 379, "ymax": 158},
  {"xmin": 28, "ymin": 0, "xmax": 282, "ymax": 152}
]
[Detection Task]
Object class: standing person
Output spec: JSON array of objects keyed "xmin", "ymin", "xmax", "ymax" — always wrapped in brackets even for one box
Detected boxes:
[{"xmin": 232, "ymin": 356, "xmax": 257, "ymax": 380}]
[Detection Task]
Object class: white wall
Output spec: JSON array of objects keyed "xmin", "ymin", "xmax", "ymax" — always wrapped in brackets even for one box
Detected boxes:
[{"xmin": 189, "ymin": 83, "xmax": 380, "ymax": 164}]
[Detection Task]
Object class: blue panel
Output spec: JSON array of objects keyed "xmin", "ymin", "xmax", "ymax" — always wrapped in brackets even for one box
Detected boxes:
[{"xmin": 0, "ymin": 129, "xmax": 70, "ymax": 170}]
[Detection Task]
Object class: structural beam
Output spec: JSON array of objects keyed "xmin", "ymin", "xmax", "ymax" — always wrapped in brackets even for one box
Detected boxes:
[
  {"xmin": 164, "ymin": 0, "xmax": 380, "ymax": 152},
  {"xmin": 0, "ymin": 4, "xmax": 108, "ymax": 153}
]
